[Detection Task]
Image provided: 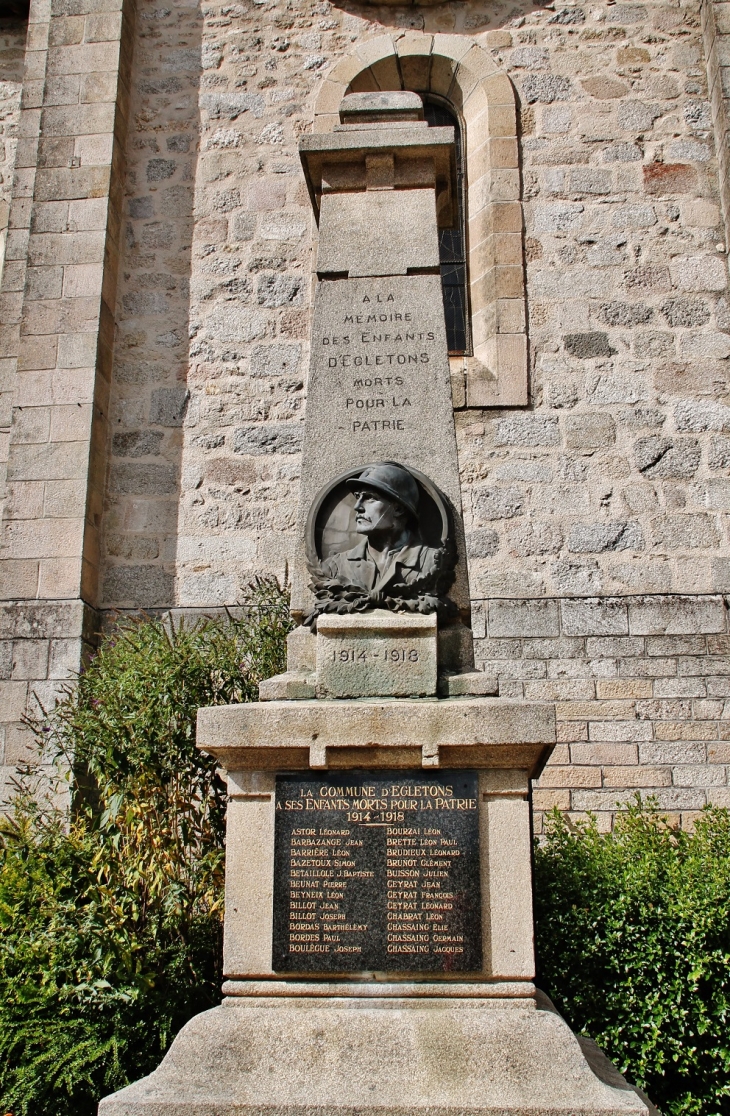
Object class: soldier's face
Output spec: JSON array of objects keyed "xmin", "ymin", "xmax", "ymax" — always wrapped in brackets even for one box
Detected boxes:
[{"xmin": 353, "ymin": 489, "xmax": 399, "ymax": 535}]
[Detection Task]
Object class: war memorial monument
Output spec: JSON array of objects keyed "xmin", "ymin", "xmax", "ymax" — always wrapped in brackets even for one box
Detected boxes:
[{"xmin": 98, "ymin": 91, "xmax": 657, "ymax": 1116}]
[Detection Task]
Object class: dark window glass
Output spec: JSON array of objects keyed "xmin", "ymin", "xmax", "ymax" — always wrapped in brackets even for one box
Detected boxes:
[{"xmin": 424, "ymin": 100, "xmax": 469, "ymax": 355}]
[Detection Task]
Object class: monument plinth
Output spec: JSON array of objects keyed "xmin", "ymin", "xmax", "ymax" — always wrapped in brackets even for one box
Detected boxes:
[
  {"xmin": 99, "ymin": 93, "xmax": 656, "ymax": 1116},
  {"xmin": 315, "ymin": 611, "xmax": 438, "ymax": 698}
]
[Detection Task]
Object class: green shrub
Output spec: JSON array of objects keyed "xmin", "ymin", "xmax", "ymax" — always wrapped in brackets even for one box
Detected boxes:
[
  {"xmin": 0, "ymin": 579, "xmax": 292, "ymax": 1116},
  {"xmin": 534, "ymin": 800, "xmax": 730, "ymax": 1116}
]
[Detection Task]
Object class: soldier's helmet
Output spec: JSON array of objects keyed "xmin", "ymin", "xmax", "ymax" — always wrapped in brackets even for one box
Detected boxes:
[{"xmin": 346, "ymin": 462, "xmax": 420, "ymax": 521}]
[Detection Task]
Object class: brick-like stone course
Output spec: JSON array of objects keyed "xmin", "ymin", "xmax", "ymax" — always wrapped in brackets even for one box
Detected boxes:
[
  {"xmin": 1, "ymin": 0, "xmax": 132, "ymax": 607},
  {"xmin": 0, "ymin": 599, "xmax": 96, "ymax": 805},
  {"xmin": 476, "ymin": 594, "xmax": 730, "ymax": 829},
  {"xmin": 0, "ymin": 0, "xmax": 130, "ymax": 802}
]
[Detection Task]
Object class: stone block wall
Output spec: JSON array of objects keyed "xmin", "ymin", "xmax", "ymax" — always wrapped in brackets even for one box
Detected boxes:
[
  {"xmin": 0, "ymin": 0, "xmax": 132, "ymax": 801},
  {"xmin": 0, "ymin": 599, "xmax": 96, "ymax": 797},
  {"xmin": 3, "ymin": 0, "xmax": 730, "ymax": 821},
  {"xmin": 101, "ymin": 0, "xmax": 310, "ymax": 610},
  {"xmin": 101, "ymin": 0, "xmax": 202, "ymax": 609},
  {"xmin": 471, "ymin": 594, "xmax": 730, "ymax": 829},
  {"xmin": 453, "ymin": 0, "xmax": 730, "ymax": 601},
  {"xmin": 102, "ymin": 0, "xmax": 730, "ymax": 616},
  {"xmin": 97, "ymin": 0, "xmax": 730, "ymax": 826}
]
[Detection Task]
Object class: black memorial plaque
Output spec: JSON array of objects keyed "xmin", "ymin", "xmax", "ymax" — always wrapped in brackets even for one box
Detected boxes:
[{"xmin": 272, "ymin": 770, "xmax": 481, "ymax": 973}]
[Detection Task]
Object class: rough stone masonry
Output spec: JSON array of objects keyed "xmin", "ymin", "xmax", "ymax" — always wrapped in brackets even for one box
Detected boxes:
[{"xmin": 2, "ymin": 0, "xmax": 730, "ymax": 829}]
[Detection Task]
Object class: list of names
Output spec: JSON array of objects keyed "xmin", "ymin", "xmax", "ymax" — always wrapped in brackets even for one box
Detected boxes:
[{"xmin": 272, "ymin": 772, "xmax": 481, "ymax": 973}]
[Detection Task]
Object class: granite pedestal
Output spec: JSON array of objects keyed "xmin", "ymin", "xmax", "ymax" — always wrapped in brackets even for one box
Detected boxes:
[
  {"xmin": 100, "ymin": 697, "xmax": 655, "ymax": 1116},
  {"xmin": 99, "ymin": 987, "xmax": 655, "ymax": 1116}
]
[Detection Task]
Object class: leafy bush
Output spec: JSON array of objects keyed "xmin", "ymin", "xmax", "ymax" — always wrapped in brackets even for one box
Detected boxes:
[
  {"xmin": 534, "ymin": 800, "xmax": 730, "ymax": 1116},
  {"xmin": 0, "ymin": 579, "xmax": 292, "ymax": 1116}
]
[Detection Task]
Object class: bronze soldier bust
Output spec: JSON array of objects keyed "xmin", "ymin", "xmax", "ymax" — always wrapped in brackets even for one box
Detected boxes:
[{"xmin": 306, "ymin": 462, "xmax": 456, "ymax": 627}]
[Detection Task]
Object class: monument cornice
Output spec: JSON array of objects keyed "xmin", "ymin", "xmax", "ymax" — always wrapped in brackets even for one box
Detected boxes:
[
  {"xmin": 299, "ymin": 125, "xmax": 457, "ymax": 224},
  {"xmin": 196, "ymin": 697, "xmax": 555, "ymax": 779}
]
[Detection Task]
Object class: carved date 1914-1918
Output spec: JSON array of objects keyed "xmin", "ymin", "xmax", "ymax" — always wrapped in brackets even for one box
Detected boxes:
[{"xmin": 332, "ymin": 646, "xmax": 420, "ymax": 663}]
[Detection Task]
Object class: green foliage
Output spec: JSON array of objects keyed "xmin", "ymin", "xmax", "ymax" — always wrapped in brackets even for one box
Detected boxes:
[
  {"xmin": 534, "ymin": 800, "xmax": 730, "ymax": 1116},
  {"xmin": 0, "ymin": 579, "xmax": 292, "ymax": 1116}
]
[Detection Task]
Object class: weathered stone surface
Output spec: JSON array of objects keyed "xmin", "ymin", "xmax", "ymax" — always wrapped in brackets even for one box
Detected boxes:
[
  {"xmin": 257, "ymin": 273, "xmax": 304, "ymax": 308},
  {"xmin": 317, "ymin": 190, "xmax": 439, "ymax": 277},
  {"xmin": 561, "ymin": 598, "xmax": 629, "ymax": 637},
  {"xmin": 495, "ymin": 415, "xmax": 559, "ymax": 447},
  {"xmin": 258, "ymin": 671, "xmax": 316, "ymax": 701},
  {"xmin": 634, "ymin": 437, "xmax": 701, "ymax": 479},
  {"xmin": 149, "ymin": 387, "xmax": 188, "ymax": 427},
  {"xmin": 102, "ymin": 566, "xmax": 175, "ymax": 608},
  {"xmin": 508, "ymin": 523, "xmax": 564, "ymax": 556},
  {"xmin": 249, "ymin": 343, "xmax": 300, "ymax": 378},
  {"xmin": 679, "ymin": 331, "xmax": 730, "ymax": 359},
  {"xmin": 582, "ymin": 77, "xmax": 629, "ymax": 100},
  {"xmin": 568, "ymin": 522, "xmax": 644, "ymax": 554},
  {"xmin": 467, "ymin": 529, "xmax": 500, "ymax": 558},
  {"xmin": 197, "ymin": 698, "xmax": 555, "ymax": 776},
  {"xmin": 652, "ymin": 514, "xmax": 719, "ymax": 549},
  {"xmin": 660, "ymin": 297, "xmax": 711, "ymax": 327},
  {"xmin": 522, "ymin": 73, "xmax": 572, "ymax": 102},
  {"xmin": 670, "ymin": 255, "xmax": 727, "ymax": 291},
  {"xmin": 488, "ymin": 600, "xmax": 559, "ymax": 638},
  {"xmin": 438, "ymin": 670, "xmax": 499, "ymax": 697},
  {"xmin": 628, "ymin": 595, "xmax": 726, "ymax": 636},
  {"xmin": 598, "ymin": 305, "xmax": 655, "ymax": 332},
  {"xmin": 98, "ymin": 994, "xmax": 651, "ymax": 1116},
  {"xmin": 233, "ymin": 424, "xmax": 303, "ymax": 455},
  {"xmin": 708, "ymin": 436, "xmax": 730, "ymax": 470},
  {"xmin": 675, "ymin": 400, "xmax": 730, "ymax": 433},
  {"xmin": 564, "ymin": 332, "xmax": 615, "ymax": 358},
  {"xmin": 564, "ymin": 414, "xmax": 616, "ymax": 451},
  {"xmin": 474, "ymin": 487, "xmax": 525, "ymax": 521},
  {"xmin": 316, "ymin": 610, "xmax": 437, "ymax": 698},
  {"xmin": 109, "ymin": 463, "xmax": 177, "ymax": 496},
  {"xmin": 112, "ymin": 431, "xmax": 163, "ymax": 458},
  {"xmin": 0, "ymin": 600, "xmax": 94, "ymax": 642},
  {"xmin": 644, "ymin": 163, "xmax": 697, "ymax": 195}
]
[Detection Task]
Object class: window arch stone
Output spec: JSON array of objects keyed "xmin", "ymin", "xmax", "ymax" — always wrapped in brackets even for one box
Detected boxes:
[{"xmin": 312, "ymin": 33, "xmax": 528, "ymax": 408}]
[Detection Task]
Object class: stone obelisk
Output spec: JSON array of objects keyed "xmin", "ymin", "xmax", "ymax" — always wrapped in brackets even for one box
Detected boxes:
[{"xmin": 98, "ymin": 93, "xmax": 655, "ymax": 1116}]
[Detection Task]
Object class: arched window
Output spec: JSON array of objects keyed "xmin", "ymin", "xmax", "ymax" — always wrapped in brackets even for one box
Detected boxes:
[
  {"xmin": 316, "ymin": 34, "xmax": 527, "ymax": 405},
  {"xmin": 424, "ymin": 100, "xmax": 470, "ymax": 356}
]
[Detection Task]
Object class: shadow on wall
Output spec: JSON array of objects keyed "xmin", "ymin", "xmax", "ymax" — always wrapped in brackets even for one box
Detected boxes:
[
  {"xmin": 0, "ymin": 12, "xmax": 26, "ymax": 534},
  {"xmin": 101, "ymin": 0, "xmax": 203, "ymax": 611},
  {"xmin": 0, "ymin": 14, "xmax": 27, "ymax": 341}
]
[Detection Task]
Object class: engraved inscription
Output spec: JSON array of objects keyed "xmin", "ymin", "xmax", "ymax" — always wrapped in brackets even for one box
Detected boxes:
[
  {"xmin": 330, "ymin": 646, "xmax": 420, "ymax": 663},
  {"xmin": 272, "ymin": 771, "xmax": 481, "ymax": 973},
  {"xmin": 313, "ymin": 285, "xmax": 447, "ymax": 436}
]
